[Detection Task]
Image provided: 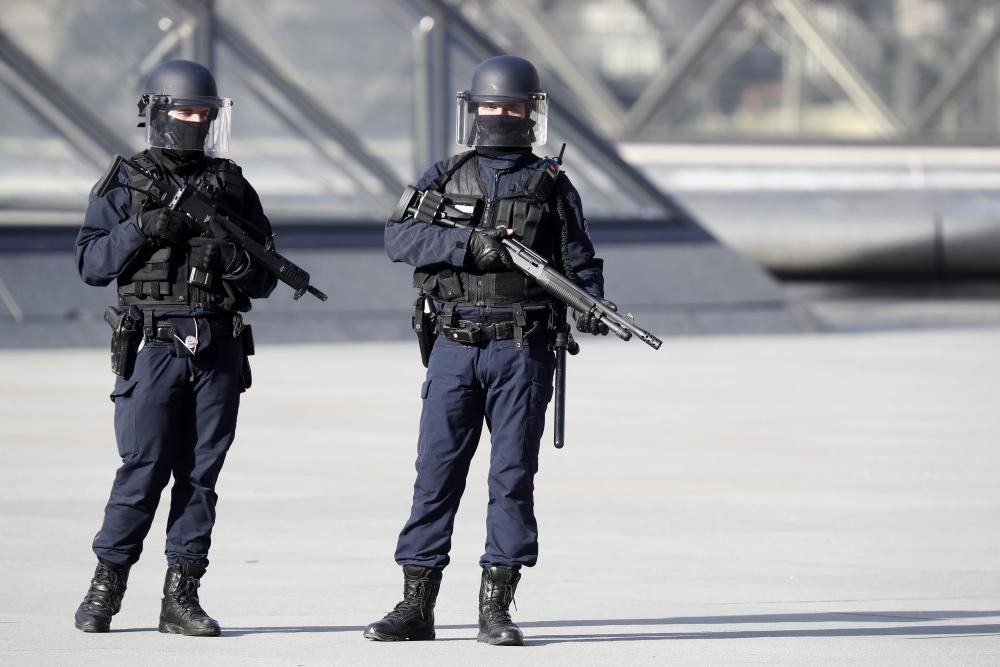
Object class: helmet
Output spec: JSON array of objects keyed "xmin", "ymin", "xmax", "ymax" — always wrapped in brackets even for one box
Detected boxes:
[
  {"xmin": 456, "ymin": 55, "xmax": 548, "ymax": 148},
  {"xmin": 137, "ymin": 59, "xmax": 232, "ymax": 154}
]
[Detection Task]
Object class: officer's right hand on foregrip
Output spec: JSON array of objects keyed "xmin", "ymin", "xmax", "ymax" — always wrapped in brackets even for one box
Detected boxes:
[{"xmin": 468, "ymin": 230, "xmax": 513, "ymax": 272}]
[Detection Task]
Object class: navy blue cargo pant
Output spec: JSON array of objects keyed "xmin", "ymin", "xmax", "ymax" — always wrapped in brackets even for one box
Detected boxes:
[
  {"xmin": 394, "ymin": 322, "xmax": 555, "ymax": 570},
  {"xmin": 92, "ymin": 336, "xmax": 244, "ymax": 568}
]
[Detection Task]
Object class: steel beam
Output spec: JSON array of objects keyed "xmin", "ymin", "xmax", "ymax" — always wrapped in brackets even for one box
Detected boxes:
[
  {"xmin": 911, "ymin": 7, "xmax": 1000, "ymax": 131},
  {"xmin": 131, "ymin": 24, "xmax": 189, "ymax": 93},
  {"xmin": 498, "ymin": 0, "xmax": 625, "ymax": 137},
  {"xmin": 0, "ymin": 276, "xmax": 24, "ymax": 323},
  {"xmin": 412, "ymin": 13, "xmax": 452, "ymax": 172},
  {"xmin": 683, "ymin": 14, "xmax": 767, "ymax": 123},
  {"xmin": 628, "ymin": 0, "xmax": 670, "ymax": 33},
  {"xmin": 228, "ymin": 65, "xmax": 390, "ymax": 214},
  {"xmin": 174, "ymin": 0, "xmax": 216, "ymax": 70},
  {"xmin": 771, "ymin": 0, "xmax": 903, "ymax": 138},
  {"xmin": 622, "ymin": 0, "xmax": 750, "ymax": 137},
  {"xmin": 215, "ymin": 16, "xmax": 404, "ymax": 199},
  {"xmin": 0, "ymin": 29, "xmax": 134, "ymax": 169}
]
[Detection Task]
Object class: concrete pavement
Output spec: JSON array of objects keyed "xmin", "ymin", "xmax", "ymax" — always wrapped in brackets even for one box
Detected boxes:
[{"xmin": 1, "ymin": 329, "xmax": 998, "ymax": 665}]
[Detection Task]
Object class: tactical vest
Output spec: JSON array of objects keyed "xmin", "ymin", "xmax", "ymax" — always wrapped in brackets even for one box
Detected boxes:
[
  {"xmin": 117, "ymin": 151, "xmax": 247, "ymax": 312},
  {"xmin": 412, "ymin": 151, "xmax": 559, "ymax": 307}
]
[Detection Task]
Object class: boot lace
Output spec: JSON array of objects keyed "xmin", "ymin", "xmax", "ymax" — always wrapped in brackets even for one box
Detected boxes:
[
  {"xmin": 83, "ymin": 565, "xmax": 124, "ymax": 608},
  {"xmin": 386, "ymin": 580, "xmax": 428, "ymax": 621},
  {"xmin": 482, "ymin": 584, "xmax": 518, "ymax": 625},
  {"xmin": 171, "ymin": 576, "xmax": 207, "ymax": 618}
]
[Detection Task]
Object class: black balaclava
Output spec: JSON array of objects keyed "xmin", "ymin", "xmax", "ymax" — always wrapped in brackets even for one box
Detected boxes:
[
  {"xmin": 161, "ymin": 114, "xmax": 211, "ymax": 150},
  {"xmin": 474, "ymin": 115, "xmax": 536, "ymax": 148},
  {"xmin": 148, "ymin": 110, "xmax": 209, "ymax": 173},
  {"xmin": 476, "ymin": 146, "xmax": 532, "ymax": 157},
  {"xmin": 148, "ymin": 109, "xmax": 210, "ymax": 168}
]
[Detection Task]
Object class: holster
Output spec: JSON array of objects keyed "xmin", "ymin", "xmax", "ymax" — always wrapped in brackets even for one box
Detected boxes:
[
  {"xmin": 412, "ymin": 295, "xmax": 436, "ymax": 368},
  {"xmin": 240, "ymin": 323, "xmax": 254, "ymax": 391},
  {"xmin": 104, "ymin": 306, "xmax": 141, "ymax": 379}
]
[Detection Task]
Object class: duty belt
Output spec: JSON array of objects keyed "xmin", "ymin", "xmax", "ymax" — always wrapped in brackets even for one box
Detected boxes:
[
  {"xmin": 147, "ymin": 314, "xmax": 244, "ymax": 342},
  {"xmin": 436, "ymin": 318, "xmax": 541, "ymax": 345}
]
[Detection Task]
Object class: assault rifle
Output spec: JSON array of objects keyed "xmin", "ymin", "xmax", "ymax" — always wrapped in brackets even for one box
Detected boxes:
[{"xmin": 95, "ymin": 154, "xmax": 328, "ymax": 301}]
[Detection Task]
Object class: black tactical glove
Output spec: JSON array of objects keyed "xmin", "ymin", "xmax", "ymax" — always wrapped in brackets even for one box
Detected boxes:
[
  {"xmin": 189, "ymin": 238, "xmax": 245, "ymax": 275},
  {"xmin": 467, "ymin": 229, "xmax": 513, "ymax": 272},
  {"xmin": 137, "ymin": 207, "xmax": 188, "ymax": 245},
  {"xmin": 575, "ymin": 299, "xmax": 617, "ymax": 336}
]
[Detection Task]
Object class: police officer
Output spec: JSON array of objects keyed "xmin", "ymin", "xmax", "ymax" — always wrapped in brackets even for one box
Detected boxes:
[
  {"xmin": 73, "ymin": 59, "xmax": 276, "ymax": 636},
  {"xmin": 365, "ymin": 55, "xmax": 610, "ymax": 646}
]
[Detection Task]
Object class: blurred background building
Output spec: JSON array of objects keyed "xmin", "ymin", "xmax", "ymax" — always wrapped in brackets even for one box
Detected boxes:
[{"xmin": 1, "ymin": 0, "xmax": 999, "ymax": 345}]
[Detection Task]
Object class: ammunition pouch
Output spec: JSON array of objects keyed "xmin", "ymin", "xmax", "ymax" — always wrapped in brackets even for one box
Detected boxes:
[
  {"xmin": 104, "ymin": 306, "xmax": 142, "ymax": 379},
  {"xmin": 119, "ymin": 150, "xmax": 245, "ymax": 311}
]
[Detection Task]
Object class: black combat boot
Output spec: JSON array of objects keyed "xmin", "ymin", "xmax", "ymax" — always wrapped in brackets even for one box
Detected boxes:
[
  {"xmin": 478, "ymin": 565, "xmax": 523, "ymax": 646},
  {"xmin": 74, "ymin": 560, "xmax": 130, "ymax": 632},
  {"xmin": 363, "ymin": 565, "xmax": 442, "ymax": 641},
  {"xmin": 158, "ymin": 559, "xmax": 221, "ymax": 637}
]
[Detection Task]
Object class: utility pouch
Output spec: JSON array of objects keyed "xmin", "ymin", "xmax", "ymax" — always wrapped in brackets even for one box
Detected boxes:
[
  {"xmin": 187, "ymin": 237, "xmax": 217, "ymax": 289},
  {"xmin": 188, "ymin": 265, "xmax": 215, "ymax": 290},
  {"xmin": 412, "ymin": 295, "xmax": 436, "ymax": 368},
  {"xmin": 437, "ymin": 322, "xmax": 483, "ymax": 344},
  {"xmin": 105, "ymin": 306, "xmax": 141, "ymax": 379}
]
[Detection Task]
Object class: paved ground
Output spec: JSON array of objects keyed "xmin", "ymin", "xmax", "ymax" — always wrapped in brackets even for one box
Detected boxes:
[{"xmin": 1, "ymin": 329, "xmax": 999, "ymax": 665}]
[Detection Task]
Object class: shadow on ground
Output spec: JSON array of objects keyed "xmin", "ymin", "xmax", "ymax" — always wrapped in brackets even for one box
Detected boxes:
[{"xmin": 214, "ymin": 610, "xmax": 1000, "ymax": 642}]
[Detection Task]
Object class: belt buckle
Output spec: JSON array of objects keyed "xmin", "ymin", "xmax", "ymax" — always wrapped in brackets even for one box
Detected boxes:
[{"xmin": 232, "ymin": 314, "xmax": 244, "ymax": 338}]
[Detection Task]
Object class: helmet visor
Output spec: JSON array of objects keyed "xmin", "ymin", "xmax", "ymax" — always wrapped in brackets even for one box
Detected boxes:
[
  {"xmin": 455, "ymin": 92, "xmax": 548, "ymax": 148},
  {"xmin": 145, "ymin": 95, "xmax": 232, "ymax": 154}
]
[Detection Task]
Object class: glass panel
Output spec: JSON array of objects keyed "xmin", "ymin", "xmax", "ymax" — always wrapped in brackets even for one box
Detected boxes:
[
  {"xmin": 455, "ymin": 0, "xmax": 1000, "ymax": 143},
  {"xmin": 218, "ymin": 0, "xmax": 415, "ymax": 174},
  {"xmin": 4, "ymin": 0, "xmax": 179, "ymax": 134},
  {"xmin": 0, "ymin": 77, "xmax": 98, "ymax": 211},
  {"xmin": 4, "ymin": 0, "xmax": 1000, "ymax": 221}
]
